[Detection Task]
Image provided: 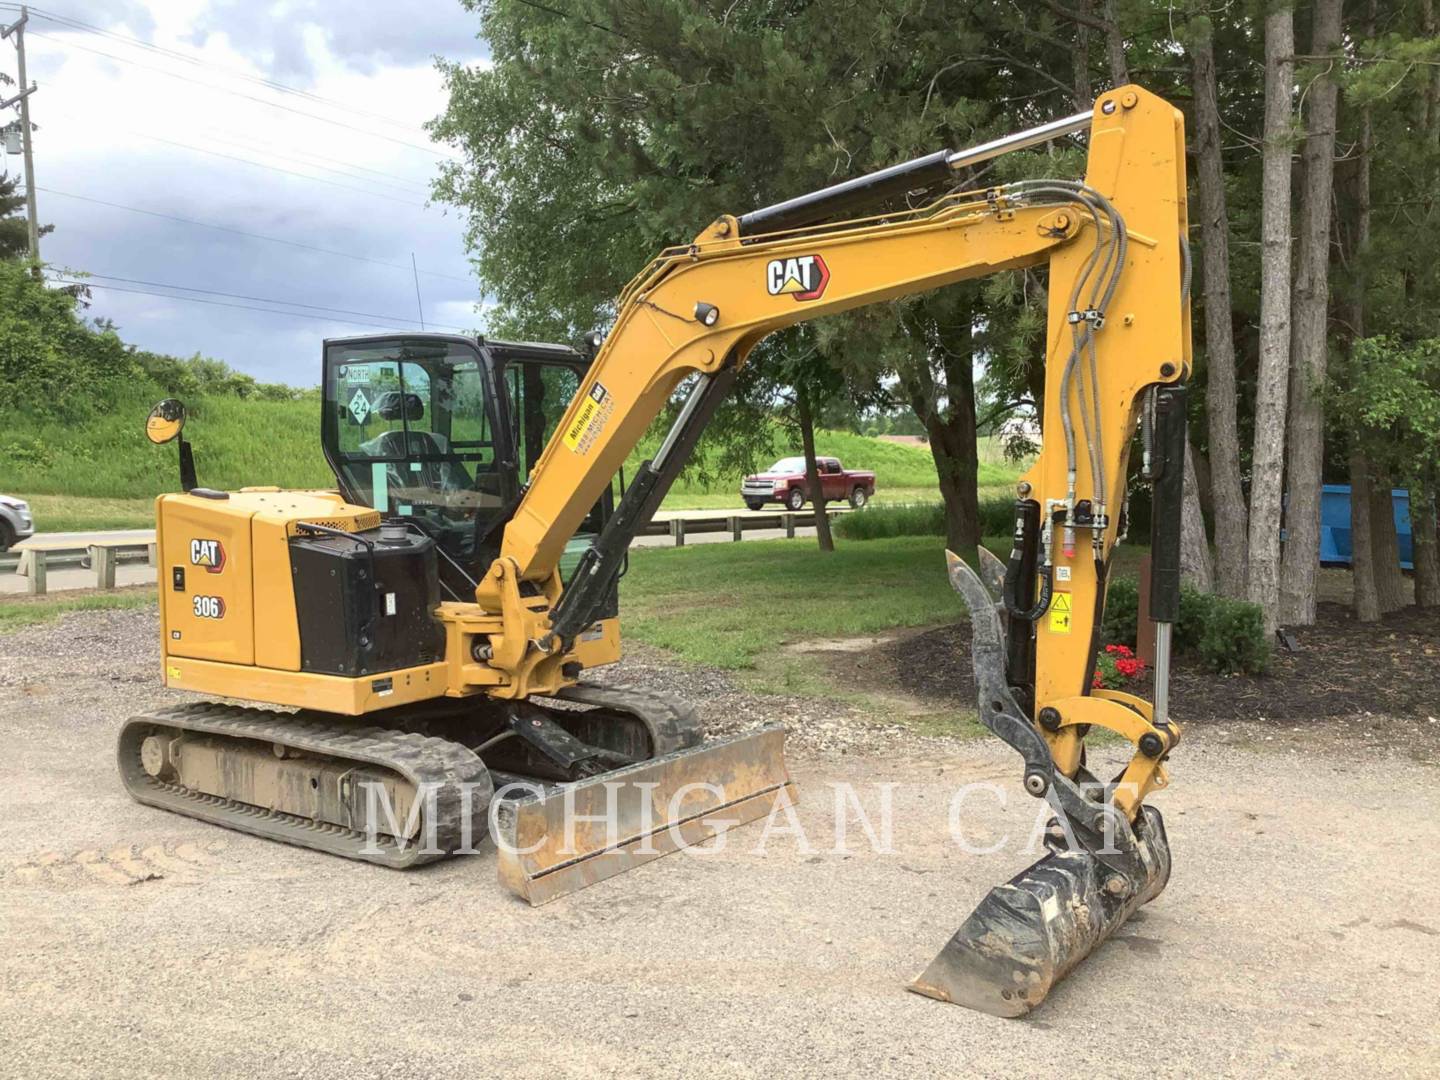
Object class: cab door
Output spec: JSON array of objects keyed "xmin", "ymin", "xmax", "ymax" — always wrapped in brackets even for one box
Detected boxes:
[{"xmin": 499, "ymin": 355, "xmax": 615, "ymax": 587}]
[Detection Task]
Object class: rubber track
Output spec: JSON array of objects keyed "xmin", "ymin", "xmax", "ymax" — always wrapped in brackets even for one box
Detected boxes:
[
  {"xmin": 118, "ymin": 701, "xmax": 492, "ymax": 869},
  {"xmin": 553, "ymin": 682, "xmax": 703, "ymax": 756}
]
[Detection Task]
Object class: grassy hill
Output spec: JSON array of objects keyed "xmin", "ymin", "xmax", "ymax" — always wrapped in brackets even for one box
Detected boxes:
[{"xmin": 3, "ymin": 389, "xmax": 1020, "ymax": 531}]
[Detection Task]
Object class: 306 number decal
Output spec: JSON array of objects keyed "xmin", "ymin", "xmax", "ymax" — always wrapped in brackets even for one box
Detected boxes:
[{"xmin": 192, "ymin": 595, "xmax": 226, "ymax": 619}]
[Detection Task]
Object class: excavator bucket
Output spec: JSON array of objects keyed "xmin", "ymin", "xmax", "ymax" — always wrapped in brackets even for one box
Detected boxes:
[
  {"xmin": 911, "ymin": 549, "xmax": 1176, "ymax": 1016},
  {"xmin": 911, "ymin": 805, "xmax": 1171, "ymax": 1016},
  {"xmin": 493, "ymin": 726, "xmax": 795, "ymax": 905}
]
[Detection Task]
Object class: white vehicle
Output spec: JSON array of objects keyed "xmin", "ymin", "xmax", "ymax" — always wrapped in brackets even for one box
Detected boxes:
[{"xmin": 0, "ymin": 495, "xmax": 34, "ymax": 551}]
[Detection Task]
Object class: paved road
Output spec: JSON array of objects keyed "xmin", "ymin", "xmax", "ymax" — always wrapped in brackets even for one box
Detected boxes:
[{"xmin": 16, "ymin": 529, "xmax": 154, "ymax": 546}]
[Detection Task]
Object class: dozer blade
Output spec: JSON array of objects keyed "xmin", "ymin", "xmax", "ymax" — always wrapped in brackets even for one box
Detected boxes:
[
  {"xmin": 494, "ymin": 725, "xmax": 795, "ymax": 905},
  {"xmin": 911, "ymin": 804, "xmax": 1172, "ymax": 1017}
]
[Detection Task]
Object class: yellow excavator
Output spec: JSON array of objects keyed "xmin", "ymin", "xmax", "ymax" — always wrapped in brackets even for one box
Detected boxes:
[{"xmin": 126, "ymin": 84, "xmax": 1188, "ymax": 1017}]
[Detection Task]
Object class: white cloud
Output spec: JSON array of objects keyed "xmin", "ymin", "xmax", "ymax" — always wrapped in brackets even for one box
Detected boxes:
[{"xmin": 4, "ymin": 0, "xmax": 490, "ymax": 385}]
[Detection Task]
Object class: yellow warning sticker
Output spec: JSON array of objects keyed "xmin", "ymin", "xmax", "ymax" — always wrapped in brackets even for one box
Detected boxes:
[
  {"xmin": 1049, "ymin": 591, "xmax": 1073, "ymax": 634},
  {"xmin": 167, "ymin": 664, "xmax": 182, "ymax": 681},
  {"xmin": 563, "ymin": 382, "xmax": 614, "ymax": 455}
]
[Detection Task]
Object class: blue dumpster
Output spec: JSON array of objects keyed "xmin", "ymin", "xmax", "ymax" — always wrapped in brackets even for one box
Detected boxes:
[{"xmin": 1319, "ymin": 484, "xmax": 1413, "ymax": 569}]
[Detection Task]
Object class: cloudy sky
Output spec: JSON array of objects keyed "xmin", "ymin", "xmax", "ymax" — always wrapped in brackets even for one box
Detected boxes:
[{"xmin": 2, "ymin": 0, "xmax": 490, "ymax": 385}]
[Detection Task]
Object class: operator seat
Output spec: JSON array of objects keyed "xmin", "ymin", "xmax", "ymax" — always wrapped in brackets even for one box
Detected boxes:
[{"xmin": 366, "ymin": 391, "xmax": 473, "ymax": 495}]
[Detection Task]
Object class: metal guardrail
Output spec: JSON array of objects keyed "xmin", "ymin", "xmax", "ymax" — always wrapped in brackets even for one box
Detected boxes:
[
  {"xmin": 0, "ymin": 506, "xmax": 848, "ymax": 593},
  {"xmin": 644, "ymin": 507, "xmax": 848, "ymax": 545},
  {"xmin": 1, "ymin": 541, "xmax": 156, "ymax": 594},
  {"xmin": 0, "ymin": 543, "xmax": 153, "ymax": 571}
]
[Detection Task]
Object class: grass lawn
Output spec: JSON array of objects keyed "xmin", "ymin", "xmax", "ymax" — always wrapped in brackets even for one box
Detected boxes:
[
  {"xmin": 14, "ymin": 416, "xmax": 1022, "ymax": 531},
  {"xmin": 0, "ymin": 588, "xmax": 155, "ymax": 631},
  {"xmin": 620, "ymin": 535, "xmax": 969, "ymax": 669},
  {"xmin": 18, "ymin": 494, "xmax": 157, "ymax": 533}
]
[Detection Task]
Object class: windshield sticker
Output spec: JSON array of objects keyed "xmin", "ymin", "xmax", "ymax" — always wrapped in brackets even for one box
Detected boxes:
[
  {"xmin": 371, "ymin": 462, "xmax": 389, "ymax": 513},
  {"xmin": 563, "ymin": 382, "xmax": 614, "ymax": 455},
  {"xmin": 348, "ymin": 387, "xmax": 372, "ymax": 425}
]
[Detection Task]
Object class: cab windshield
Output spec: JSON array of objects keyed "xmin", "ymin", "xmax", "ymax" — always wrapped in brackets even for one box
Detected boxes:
[{"xmin": 325, "ymin": 339, "xmax": 503, "ymax": 533}]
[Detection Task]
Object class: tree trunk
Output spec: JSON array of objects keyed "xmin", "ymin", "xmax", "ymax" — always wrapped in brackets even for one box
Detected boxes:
[
  {"xmin": 1181, "ymin": 439, "xmax": 1214, "ymax": 592},
  {"xmin": 901, "ymin": 304, "xmax": 982, "ymax": 557},
  {"xmin": 929, "ymin": 417, "xmax": 981, "ymax": 557},
  {"xmin": 1349, "ymin": 449, "xmax": 1380, "ymax": 622},
  {"xmin": 796, "ymin": 387, "xmax": 835, "ymax": 553},
  {"xmin": 1418, "ymin": 3, "xmax": 1440, "ymax": 610},
  {"xmin": 1370, "ymin": 470, "xmax": 1409, "ymax": 613},
  {"xmin": 1413, "ymin": 485, "xmax": 1440, "ymax": 608},
  {"xmin": 1279, "ymin": 0, "xmax": 1343, "ymax": 627},
  {"xmin": 1189, "ymin": 14, "xmax": 1249, "ymax": 598},
  {"xmin": 1102, "ymin": 0, "xmax": 1128, "ymax": 85},
  {"xmin": 1424, "ymin": 0, "xmax": 1440, "ymax": 142},
  {"xmin": 1246, "ymin": 4, "xmax": 1296, "ymax": 635},
  {"xmin": 1071, "ymin": 0, "xmax": 1092, "ymax": 108}
]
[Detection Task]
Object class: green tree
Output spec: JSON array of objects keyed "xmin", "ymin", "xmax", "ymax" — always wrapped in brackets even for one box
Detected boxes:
[
  {"xmin": 0, "ymin": 259, "xmax": 133, "ymax": 418},
  {"xmin": 430, "ymin": 0, "xmax": 1068, "ymax": 550},
  {"xmin": 0, "ymin": 173, "xmax": 51, "ymax": 261}
]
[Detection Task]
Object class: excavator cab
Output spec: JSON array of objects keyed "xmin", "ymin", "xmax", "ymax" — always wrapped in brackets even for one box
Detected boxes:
[{"xmin": 320, "ymin": 334, "xmax": 616, "ymax": 606}]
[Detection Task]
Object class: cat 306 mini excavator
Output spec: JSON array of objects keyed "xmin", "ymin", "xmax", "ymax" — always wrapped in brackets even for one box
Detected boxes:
[{"xmin": 126, "ymin": 84, "xmax": 1189, "ymax": 1017}]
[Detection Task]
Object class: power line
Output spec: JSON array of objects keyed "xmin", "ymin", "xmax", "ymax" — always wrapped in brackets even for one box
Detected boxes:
[
  {"xmin": 1, "ymin": 3, "xmax": 432, "ymax": 136},
  {"xmin": 51, "ymin": 277, "xmax": 474, "ymax": 334},
  {"xmin": 55, "ymin": 97, "xmax": 433, "ymax": 194},
  {"xmin": 23, "ymin": 28, "xmax": 454, "ymax": 158},
  {"xmin": 41, "ymin": 187, "xmax": 471, "ymax": 280},
  {"xmin": 75, "ymin": 271, "xmax": 470, "ymax": 330},
  {"xmin": 39, "ymin": 102, "xmax": 427, "ymax": 207},
  {"xmin": 36, "ymin": 186, "xmax": 473, "ymax": 282}
]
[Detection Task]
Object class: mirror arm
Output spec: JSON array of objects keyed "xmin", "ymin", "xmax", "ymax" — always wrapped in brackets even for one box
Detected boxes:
[{"xmin": 178, "ymin": 437, "xmax": 198, "ymax": 493}]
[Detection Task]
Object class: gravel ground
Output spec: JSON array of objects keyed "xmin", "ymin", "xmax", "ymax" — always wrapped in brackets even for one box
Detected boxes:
[{"xmin": 2, "ymin": 608, "xmax": 1438, "ymax": 1078}]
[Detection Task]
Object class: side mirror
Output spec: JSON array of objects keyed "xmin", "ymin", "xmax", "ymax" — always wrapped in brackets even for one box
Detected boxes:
[
  {"xmin": 145, "ymin": 399, "xmax": 186, "ymax": 445},
  {"xmin": 146, "ymin": 399, "xmax": 198, "ymax": 491}
]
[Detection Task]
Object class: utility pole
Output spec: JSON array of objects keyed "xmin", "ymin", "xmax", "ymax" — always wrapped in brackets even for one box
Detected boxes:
[{"xmin": 2, "ymin": 6, "xmax": 39, "ymax": 272}]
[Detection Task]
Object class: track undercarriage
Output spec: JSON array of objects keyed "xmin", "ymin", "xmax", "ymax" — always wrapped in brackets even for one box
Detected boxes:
[{"xmin": 119, "ymin": 685, "xmax": 795, "ymax": 900}]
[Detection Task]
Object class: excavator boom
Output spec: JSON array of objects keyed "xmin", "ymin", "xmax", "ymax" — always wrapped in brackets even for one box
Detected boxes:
[{"xmin": 479, "ymin": 84, "xmax": 1190, "ymax": 1014}]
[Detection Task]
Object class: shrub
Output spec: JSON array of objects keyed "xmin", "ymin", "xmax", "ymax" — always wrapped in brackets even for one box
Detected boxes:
[
  {"xmin": 1099, "ymin": 580, "xmax": 1269, "ymax": 676},
  {"xmin": 1101, "ymin": 577, "xmax": 1140, "ymax": 647},
  {"xmin": 833, "ymin": 502, "xmax": 946, "ymax": 540},
  {"xmin": 1175, "ymin": 586, "xmax": 1214, "ymax": 653},
  {"xmin": 831, "ymin": 495, "xmax": 1019, "ymax": 542},
  {"xmin": 1196, "ymin": 596, "xmax": 1271, "ymax": 675},
  {"xmin": 977, "ymin": 495, "xmax": 1017, "ymax": 538}
]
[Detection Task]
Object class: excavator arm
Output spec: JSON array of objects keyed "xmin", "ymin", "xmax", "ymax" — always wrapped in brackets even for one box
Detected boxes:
[{"xmin": 479, "ymin": 85, "xmax": 1191, "ymax": 1015}]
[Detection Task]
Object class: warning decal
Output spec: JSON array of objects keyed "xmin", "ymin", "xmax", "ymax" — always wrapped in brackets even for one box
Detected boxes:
[
  {"xmin": 1049, "ymin": 591, "xmax": 1073, "ymax": 634},
  {"xmin": 563, "ymin": 382, "xmax": 614, "ymax": 455}
]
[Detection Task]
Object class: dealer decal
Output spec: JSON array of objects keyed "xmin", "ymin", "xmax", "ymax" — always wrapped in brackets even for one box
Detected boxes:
[
  {"xmin": 190, "ymin": 538, "xmax": 226, "ymax": 573},
  {"xmin": 563, "ymin": 381, "xmax": 615, "ymax": 455},
  {"xmin": 766, "ymin": 254, "xmax": 829, "ymax": 301}
]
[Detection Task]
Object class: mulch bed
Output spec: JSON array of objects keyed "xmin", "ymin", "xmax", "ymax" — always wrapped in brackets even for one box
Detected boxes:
[{"xmin": 839, "ymin": 601, "xmax": 1440, "ymax": 724}]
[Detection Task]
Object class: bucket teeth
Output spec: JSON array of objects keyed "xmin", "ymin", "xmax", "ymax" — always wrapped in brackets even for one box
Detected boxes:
[{"xmin": 911, "ymin": 806, "xmax": 1171, "ymax": 1017}]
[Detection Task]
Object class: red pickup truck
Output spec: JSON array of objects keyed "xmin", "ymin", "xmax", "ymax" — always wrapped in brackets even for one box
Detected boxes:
[{"xmin": 740, "ymin": 456, "xmax": 876, "ymax": 511}]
